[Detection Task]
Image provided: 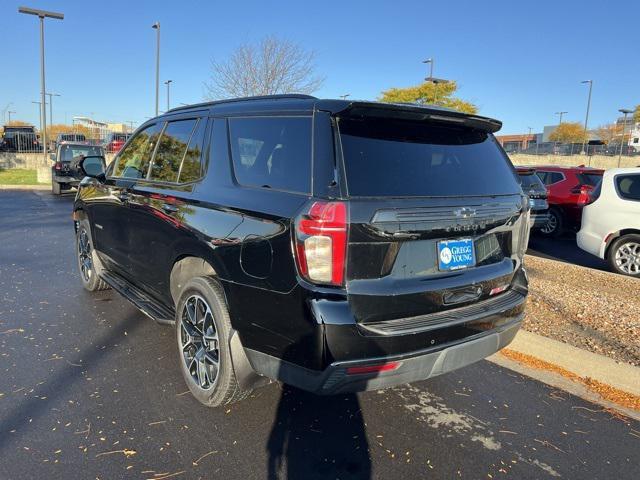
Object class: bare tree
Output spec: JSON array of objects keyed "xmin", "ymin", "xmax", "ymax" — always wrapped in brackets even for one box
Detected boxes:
[{"xmin": 204, "ymin": 36, "xmax": 324, "ymax": 99}]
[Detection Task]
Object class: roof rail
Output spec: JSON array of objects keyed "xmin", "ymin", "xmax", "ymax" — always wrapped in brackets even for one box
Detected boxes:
[{"xmin": 166, "ymin": 94, "xmax": 317, "ymax": 114}]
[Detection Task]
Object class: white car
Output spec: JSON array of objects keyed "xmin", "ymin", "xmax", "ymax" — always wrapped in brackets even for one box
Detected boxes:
[{"xmin": 577, "ymin": 168, "xmax": 640, "ymax": 277}]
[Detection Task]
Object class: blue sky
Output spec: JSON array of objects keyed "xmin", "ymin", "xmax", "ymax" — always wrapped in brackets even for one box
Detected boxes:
[{"xmin": 1, "ymin": 0, "xmax": 637, "ymax": 134}]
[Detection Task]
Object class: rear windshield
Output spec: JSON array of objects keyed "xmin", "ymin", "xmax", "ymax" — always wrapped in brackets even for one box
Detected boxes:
[
  {"xmin": 576, "ymin": 172, "xmax": 602, "ymax": 187},
  {"xmin": 518, "ymin": 172, "xmax": 545, "ymax": 190},
  {"xmin": 338, "ymin": 117, "xmax": 520, "ymax": 197}
]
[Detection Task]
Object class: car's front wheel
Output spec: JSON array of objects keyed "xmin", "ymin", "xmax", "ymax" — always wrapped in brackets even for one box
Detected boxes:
[
  {"xmin": 175, "ymin": 277, "xmax": 251, "ymax": 407},
  {"xmin": 608, "ymin": 234, "xmax": 640, "ymax": 277}
]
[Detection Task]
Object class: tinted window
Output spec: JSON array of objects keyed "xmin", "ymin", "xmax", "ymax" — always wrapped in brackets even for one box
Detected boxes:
[
  {"xmin": 229, "ymin": 117, "xmax": 311, "ymax": 193},
  {"xmin": 113, "ymin": 123, "xmax": 162, "ymax": 179},
  {"xmin": 577, "ymin": 173, "xmax": 603, "ymax": 187},
  {"xmin": 149, "ymin": 119, "xmax": 197, "ymax": 182},
  {"xmin": 59, "ymin": 144, "xmax": 103, "ymax": 162},
  {"xmin": 339, "ymin": 118, "xmax": 520, "ymax": 197},
  {"xmin": 616, "ymin": 174, "xmax": 640, "ymax": 201},
  {"xmin": 540, "ymin": 171, "xmax": 563, "ymax": 185},
  {"xmin": 518, "ymin": 172, "xmax": 545, "ymax": 191},
  {"xmin": 179, "ymin": 118, "xmax": 207, "ymax": 183}
]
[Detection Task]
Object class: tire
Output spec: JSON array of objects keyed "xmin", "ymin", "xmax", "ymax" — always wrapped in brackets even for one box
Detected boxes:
[
  {"xmin": 175, "ymin": 276, "xmax": 251, "ymax": 407},
  {"xmin": 539, "ymin": 207, "xmax": 564, "ymax": 237},
  {"xmin": 52, "ymin": 179, "xmax": 61, "ymax": 195},
  {"xmin": 76, "ymin": 219, "xmax": 110, "ymax": 291},
  {"xmin": 607, "ymin": 234, "xmax": 640, "ymax": 277}
]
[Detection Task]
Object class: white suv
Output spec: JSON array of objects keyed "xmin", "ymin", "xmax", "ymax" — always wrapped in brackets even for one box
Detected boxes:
[{"xmin": 577, "ymin": 168, "xmax": 640, "ymax": 277}]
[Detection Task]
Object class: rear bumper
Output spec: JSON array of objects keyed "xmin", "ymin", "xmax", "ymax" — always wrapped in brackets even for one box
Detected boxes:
[
  {"xmin": 577, "ymin": 229, "xmax": 605, "ymax": 258},
  {"xmin": 244, "ymin": 319, "xmax": 522, "ymax": 394},
  {"xmin": 53, "ymin": 175, "xmax": 81, "ymax": 185}
]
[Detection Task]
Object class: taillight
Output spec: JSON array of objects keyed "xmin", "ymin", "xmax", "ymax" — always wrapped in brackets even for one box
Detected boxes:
[
  {"xmin": 294, "ymin": 201, "xmax": 348, "ymax": 286},
  {"xmin": 54, "ymin": 161, "xmax": 62, "ymax": 171},
  {"xmin": 571, "ymin": 184, "xmax": 592, "ymax": 205}
]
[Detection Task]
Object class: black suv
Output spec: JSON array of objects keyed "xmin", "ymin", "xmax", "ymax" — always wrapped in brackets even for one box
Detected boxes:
[
  {"xmin": 516, "ymin": 167, "xmax": 549, "ymax": 230},
  {"xmin": 51, "ymin": 142, "xmax": 105, "ymax": 194},
  {"xmin": 73, "ymin": 95, "xmax": 529, "ymax": 407}
]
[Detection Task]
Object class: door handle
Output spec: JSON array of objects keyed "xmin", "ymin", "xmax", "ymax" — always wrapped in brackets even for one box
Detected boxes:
[{"xmin": 162, "ymin": 203, "xmax": 178, "ymax": 214}]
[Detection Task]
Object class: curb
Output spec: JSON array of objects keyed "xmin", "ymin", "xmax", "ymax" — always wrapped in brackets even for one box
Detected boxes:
[
  {"xmin": 501, "ymin": 330, "xmax": 640, "ymax": 397},
  {"xmin": 0, "ymin": 184, "xmax": 50, "ymax": 190}
]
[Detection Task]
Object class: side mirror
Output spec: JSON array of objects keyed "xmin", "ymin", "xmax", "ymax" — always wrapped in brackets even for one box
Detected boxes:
[{"xmin": 79, "ymin": 155, "xmax": 106, "ymax": 180}]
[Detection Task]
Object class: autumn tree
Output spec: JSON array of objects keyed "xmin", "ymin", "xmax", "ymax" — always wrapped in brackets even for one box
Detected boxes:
[
  {"xmin": 549, "ymin": 122, "xmax": 588, "ymax": 143},
  {"xmin": 634, "ymin": 104, "xmax": 640, "ymax": 123},
  {"xmin": 596, "ymin": 123, "xmax": 622, "ymax": 144},
  {"xmin": 204, "ymin": 36, "xmax": 324, "ymax": 99},
  {"xmin": 46, "ymin": 123, "xmax": 91, "ymax": 139},
  {"xmin": 379, "ymin": 81, "xmax": 477, "ymax": 114}
]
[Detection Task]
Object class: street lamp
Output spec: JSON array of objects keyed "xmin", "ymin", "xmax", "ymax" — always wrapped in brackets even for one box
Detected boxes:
[
  {"xmin": 423, "ymin": 58, "xmax": 448, "ymax": 105},
  {"xmin": 18, "ymin": 6, "xmax": 64, "ymax": 160},
  {"xmin": 7, "ymin": 110, "xmax": 16, "ymax": 123},
  {"xmin": 555, "ymin": 111, "xmax": 567, "ymax": 124},
  {"xmin": 152, "ymin": 22, "xmax": 160, "ymax": 116},
  {"xmin": 339, "ymin": 94, "xmax": 351, "ymax": 100},
  {"xmin": 31, "ymin": 100, "xmax": 45, "ymax": 132},
  {"xmin": 164, "ymin": 79, "xmax": 173, "ymax": 111},
  {"xmin": 46, "ymin": 92, "xmax": 60, "ymax": 125},
  {"xmin": 618, "ymin": 108, "xmax": 633, "ymax": 167},
  {"xmin": 581, "ymin": 80, "xmax": 593, "ymax": 154}
]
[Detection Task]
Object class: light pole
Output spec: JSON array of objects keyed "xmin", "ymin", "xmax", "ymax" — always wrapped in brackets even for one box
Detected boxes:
[
  {"xmin": 164, "ymin": 80, "xmax": 172, "ymax": 111},
  {"xmin": 339, "ymin": 94, "xmax": 350, "ymax": 100},
  {"xmin": 18, "ymin": 6, "xmax": 64, "ymax": 159},
  {"xmin": 152, "ymin": 22, "xmax": 160, "ymax": 116},
  {"xmin": 46, "ymin": 92, "xmax": 60, "ymax": 125},
  {"xmin": 423, "ymin": 58, "xmax": 448, "ymax": 105},
  {"xmin": 525, "ymin": 126, "xmax": 533, "ymax": 150},
  {"xmin": 555, "ymin": 111, "xmax": 567, "ymax": 125},
  {"xmin": 618, "ymin": 108, "xmax": 633, "ymax": 167},
  {"xmin": 7, "ymin": 110, "xmax": 16, "ymax": 123},
  {"xmin": 581, "ymin": 80, "xmax": 593, "ymax": 154},
  {"xmin": 31, "ymin": 100, "xmax": 45, "ymax": 132}
]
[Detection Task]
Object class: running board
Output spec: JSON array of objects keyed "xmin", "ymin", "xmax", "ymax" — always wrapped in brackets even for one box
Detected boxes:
[{"xmin": 100, "ymin": 271, "xmax": 175, "ymax": 325}]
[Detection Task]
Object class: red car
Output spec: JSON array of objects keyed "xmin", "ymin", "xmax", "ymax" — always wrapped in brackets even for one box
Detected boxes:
[
  {"xmin": 104, "ymin": 133, "xmax": 131, "ymax": 153},
  {"xmin": 534, "ymin": 165, "xmax": 604, "ymax": 236}
]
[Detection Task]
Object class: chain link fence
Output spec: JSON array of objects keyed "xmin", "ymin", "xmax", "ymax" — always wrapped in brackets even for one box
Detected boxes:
[{"xmin": 503, "ymin": 141, "xmax": 639, "ymax": 157}]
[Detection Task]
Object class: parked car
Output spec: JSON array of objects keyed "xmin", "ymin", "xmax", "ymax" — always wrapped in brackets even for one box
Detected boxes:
[
  {"xmin": 603, "ymin": 143, "xmax": 638, "ymax": 157},
  {"xmin": 50, "ymin": 142, "xmax": 105, "ymax": 195},
  {"xmin": 72, "ymin": 95, "xmax": 529, "ymax": 407},
  {"xmin": 0, "ymin": 125, "xmax": 40, "ymax": 152},
  {"xmin": 534, "ymin": 165, "xmax": 604, "ymax": 237},
  {"xmin": 104, "ymin": 132, "xmax": 132, "ymax": 153},
  {"xmin": 516, "ymin": 167, "xmax": 549, "ymax": 230},
  {"xmin": 577, "ymin": 168, "xmax": 640, "ymax": 277}
]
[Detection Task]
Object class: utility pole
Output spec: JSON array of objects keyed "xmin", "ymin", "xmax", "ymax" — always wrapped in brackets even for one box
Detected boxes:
[
  {"xmin": 618, "ymin": 108, "xmax": 633, "ymax": 167},
  {"xmin": 19, "ymin": 6, "xmax": 64, "ymax": 160},
  {"xmin": 46, "ymin": 92, "xmax": 60, "ymax": 125},
  {"xmin": 152, "ymin": 22, "xmax": 160, "ymax": 116},
  {"xmin": 581, "ymin": 80, "xmax": 593, "ymax": 154},
  {"xmin": 555, "ymin": 111, "xmax": 567, "ymax": 125}
]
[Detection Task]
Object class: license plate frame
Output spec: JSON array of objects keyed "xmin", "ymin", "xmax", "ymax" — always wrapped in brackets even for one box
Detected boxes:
[{"xmin": 437, "ymin": 238, "xmax": 476, "ymax": 271}]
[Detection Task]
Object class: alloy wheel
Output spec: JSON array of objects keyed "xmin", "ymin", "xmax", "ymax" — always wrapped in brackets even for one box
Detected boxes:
[
  {"xmin": 540, "ymin": 212, "xmax": 557, "ymax": 235},
  {"xmin": 614, "ymin": 242, "xmax": 640, "ymax": 275},
  {"xmin": 78, "ymin": 228, "xmax": 93, "ymax": 282},
  {"xmin": 179, "ymin": 295, "xmax": 220, "ymax": 390}
]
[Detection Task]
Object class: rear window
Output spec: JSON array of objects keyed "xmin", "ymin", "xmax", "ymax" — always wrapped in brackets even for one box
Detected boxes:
[
  {"xmin": 518, "ymin": 172, "xmax": 544, "ymax": 190},
  {"xmin": 338, "ymin": 118, "xmax": 520, "ymax": 197},
  {"xmin": 228, "ymin": 117, "xmax": 311, "ymax": 193},
  {"xmin": 577, "ymin": 172, "xmax": 603, "ymax": 187},
  {"xmin": 615, "ymin": 174, "xmax": 640, "ymax": 201}
]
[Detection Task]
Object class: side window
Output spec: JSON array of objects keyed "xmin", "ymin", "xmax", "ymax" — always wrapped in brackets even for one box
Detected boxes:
[
  {"xmin": 113, "ymin": 123, "xmax": 162, "ymax": 179},
  {"xmin": 536, "ymin": 171, "xmax": 548, "ymax": 184},
  {"xmin": 228, "ymin": 116, "xmax": 312, "ymax": 193},
  {"xmin": 179, "ymin": 118, "xmax": 207, "ymax": 183},
  {"xmin": 149, "ymin": 119, "xmax": 197, "ymax": 182},
  {"xmin": 616, "ymin": 174, "xmax": 640, "ymax": 201}
]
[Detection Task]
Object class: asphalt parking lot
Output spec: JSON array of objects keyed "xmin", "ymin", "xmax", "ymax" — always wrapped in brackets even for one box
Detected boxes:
[
  {"xmin": 0, "ymin": 190, "xmax": 638, "ymax": 480},
  {"xmin": 527, "ymin": 235, "xmax": 609, "ymax": 273}
]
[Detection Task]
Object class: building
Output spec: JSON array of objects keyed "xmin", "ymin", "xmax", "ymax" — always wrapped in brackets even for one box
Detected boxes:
[{"xmin": 495, "ymin": 133, "xmax": 538, "ymax": 152}]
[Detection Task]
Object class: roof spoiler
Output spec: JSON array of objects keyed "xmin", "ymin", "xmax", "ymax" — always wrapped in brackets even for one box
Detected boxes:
[{"xmin": 324, "ymin": 101, "xmax": 502, "ymax": 133}]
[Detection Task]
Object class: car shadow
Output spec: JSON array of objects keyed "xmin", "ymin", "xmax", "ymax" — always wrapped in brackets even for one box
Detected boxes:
[{"xmin": 266, "ymin": 338, "xmax": 379, "ymax": 480}]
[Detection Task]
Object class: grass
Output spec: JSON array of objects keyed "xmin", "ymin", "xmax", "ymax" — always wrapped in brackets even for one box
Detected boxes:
[{"xmin": 0, "ymin": 168, "xmax": 43, "ymax": 185}]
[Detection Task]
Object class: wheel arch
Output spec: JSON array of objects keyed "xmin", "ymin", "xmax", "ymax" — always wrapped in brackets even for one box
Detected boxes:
[
  {"xmin": 604, "ymin": 229, "xmax": 640, "ymax": 258},
  {"xmin": 169, "ymin": 255, "xmax": 218, "ymax": 306}
]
